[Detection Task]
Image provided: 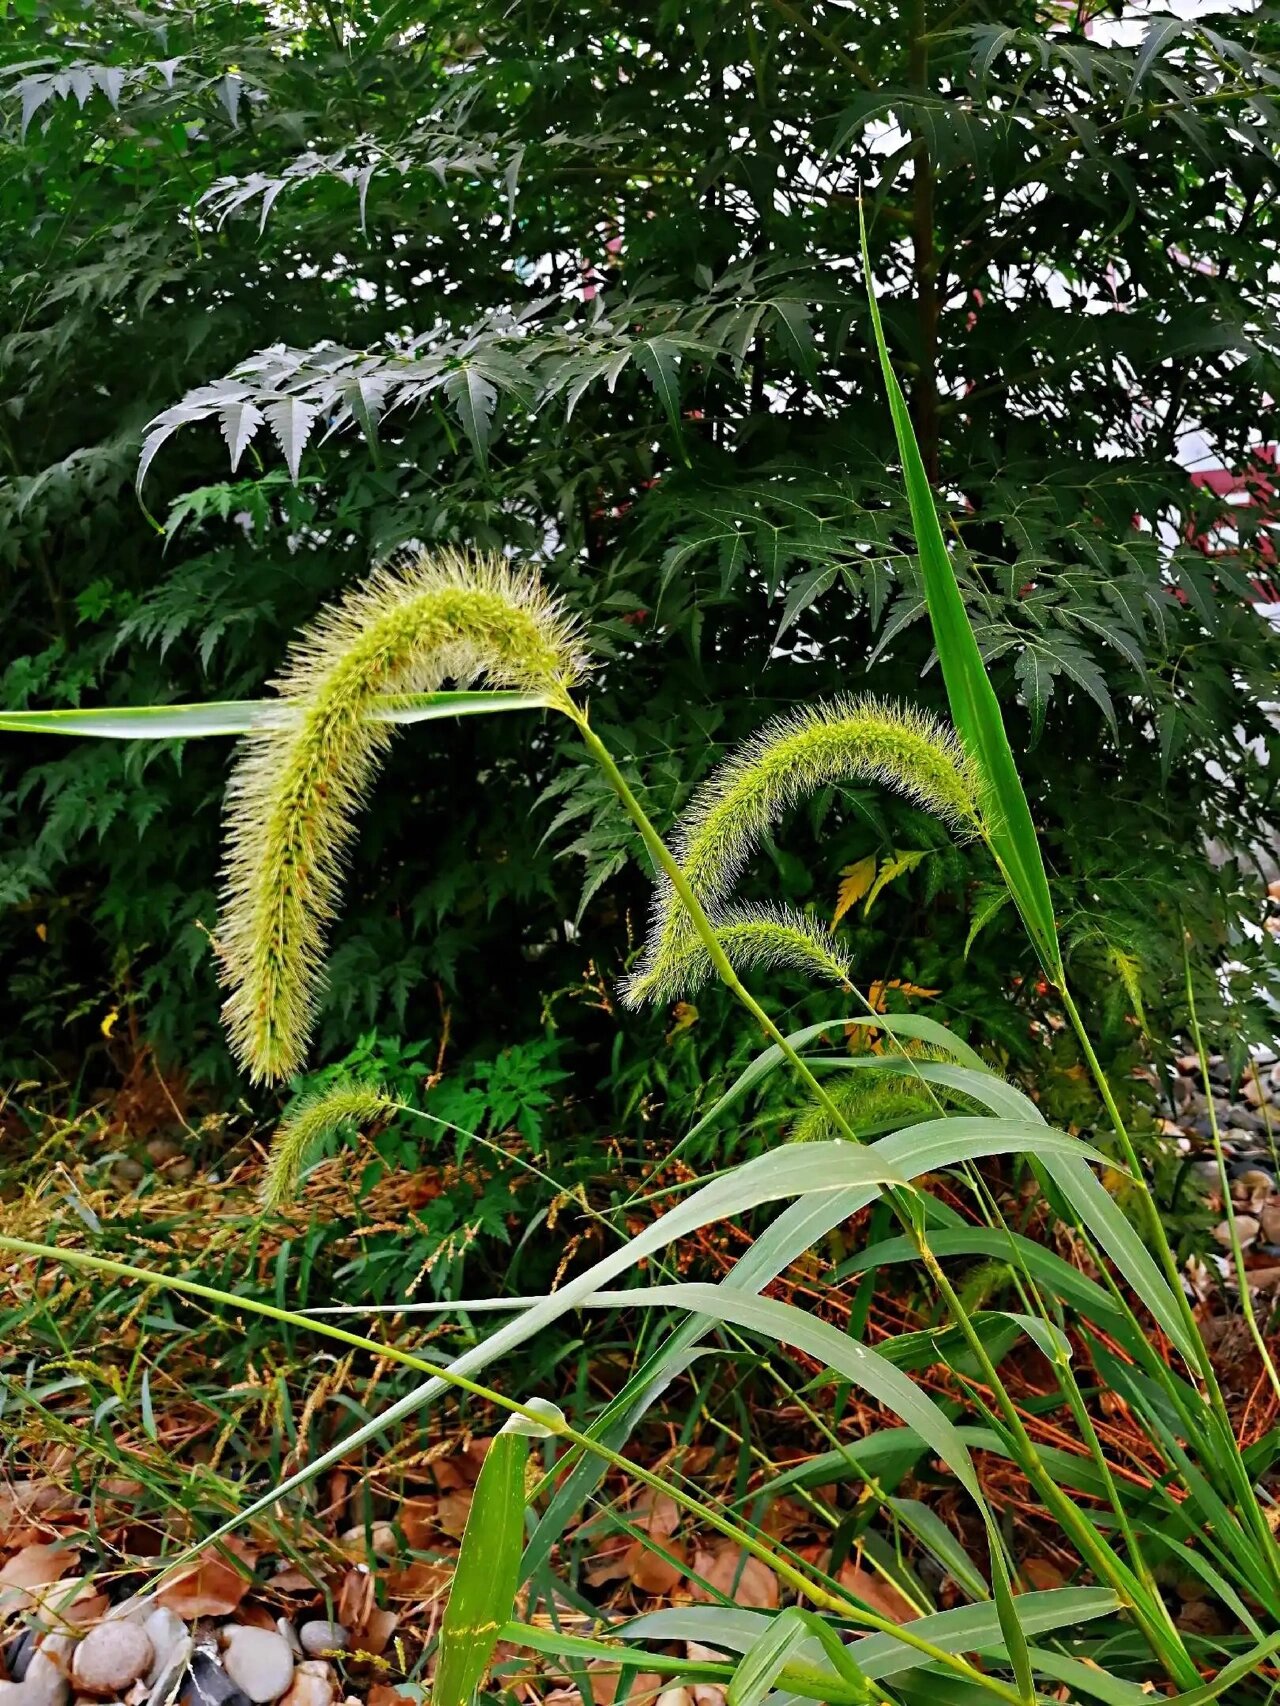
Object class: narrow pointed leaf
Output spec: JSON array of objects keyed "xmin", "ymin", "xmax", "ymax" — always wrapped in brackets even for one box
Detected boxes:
[
  {"xmin": 859, "ymin": 202, "xmax": 1062, "ymax": 980},
  {"xmin": 0, "ymin": 691, "xmax": 552, "ymax": 740},
  {"xmin": 434, "ymin": 1419, "xmax": 531, "ymax": 1706}
]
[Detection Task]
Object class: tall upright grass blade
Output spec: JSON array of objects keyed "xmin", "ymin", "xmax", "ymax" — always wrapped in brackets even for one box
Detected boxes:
[
  {"xmin": 434, "ymin": 1404, "xmax": 557, "ymax": 1706},
  {"xmin": 0, "ymin": 690, "xmax": 552, "ymax": 739},
  {"xmin": 857, "ymin": 201, "xmax": 1062, "ymax": 982}
]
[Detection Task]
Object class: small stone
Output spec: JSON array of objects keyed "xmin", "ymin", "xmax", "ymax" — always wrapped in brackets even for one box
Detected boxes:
[
  {"xmin": 274, "ymin": 1627, "xmax": 301, "ymax": 1664},
  {"xmin": 179, "ymin": 1650, "xmax": 251, "ymax": 1706},
  {"xmin": 22, "ymin": 1635, "xmax": 76, "ymax": 1706},
  {"xmin": 220, "ymin": 1631, "xmax": 293, "ymax": 1704},
  {"xmin": 6, "ymin": 1630, "xmax": 38, "ymax": 1683},
  {"xmin": 1214, "ymin": 1215, "xmax": 1260, "ymax": 1249},
  {"xmin": 112, "ymin": 1159, "xmax": 146, "ymax": 1185},
  {"xmin": 1261, "ymin": 1201, "xmax": 1280, "ymax": 1245},
  {"xmin": 1224, "ymin": 1106, "xmax": 1268, "ymax": 1134},
  {"xmin": 73, "ymin": 1622, "xmax": 154, "ymax": 1697},
  {"xmin": 146, "ymin": 1139, "xmax": 183, "ymax": 1165},
  {"xmin": 296, "ymin": 1628, "xmax": 346, "ymax": 1662},
  {"xmin": 144, "ymin": 1613, "xmax": 189, "ymax": 1687},
  {"xmin": 1177, "ymin": 1597, "xmax": 1229, "ymax": 1635},
  {"xmin": 1232, "ymin": 1167, "xmax": 1275, "ymax": 1207},
  {"xmin": 147, "ymin": 1637, "xmax": 192, "ymax": 1706},
  {"xmin": 277, "ymin": 1670, "xmax": 332, "ymax": 1706}
]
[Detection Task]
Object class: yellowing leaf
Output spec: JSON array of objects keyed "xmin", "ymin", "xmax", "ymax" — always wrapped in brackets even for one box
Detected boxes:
[
  {"xmin": 863, "ymin": 848, "xmax": 930, "ymax": 917},
  {"xmin": 100, "ymin": 1008, "xmax": 119, "ymax": 1038},
  {"xmin": 832, "ymin": 855, "xmax": 877, "ymax": 926},
  {"xmin": 665, "ymin": 1002, "xmax": 699, "ymax": 1040}
]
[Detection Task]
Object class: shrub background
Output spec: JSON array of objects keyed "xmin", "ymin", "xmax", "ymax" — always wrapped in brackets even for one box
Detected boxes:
[{"xmin": 2, "ymin": 0, "xmax": 1277, "ymax": 1121}]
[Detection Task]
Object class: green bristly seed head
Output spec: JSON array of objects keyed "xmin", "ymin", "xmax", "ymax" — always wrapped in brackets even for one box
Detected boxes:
[
  {"xmin": 261, "ymin": 1081, "xmax": 394, "ymax": 1209},
  {"xmin": 790, "ymin": 1073, "xmax": 935, "ymax": 1144},
  {"xmin": 648, "ymin": 904, "xmax": 854, "ymax": 1007},
  {"xmin": 623, "ymin": 696, "xmax": 980, "ymax": 1009},
  {"xmin": 220, "ymin": 548, "xmax": 590, "ymax": 1084}
]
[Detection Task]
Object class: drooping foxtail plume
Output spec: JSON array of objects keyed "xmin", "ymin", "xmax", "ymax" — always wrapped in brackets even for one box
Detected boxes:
[
  {"xmin": 261, "ymin": 1080, "xmax": 394, "ymax": 1209},
  {"xmin": 622, "ymin": 696, "xmax": 981, "ymax": 1008},
  {"xmin": 220, "ymin": 549, "xmax": 590, "ymax": 1083}
]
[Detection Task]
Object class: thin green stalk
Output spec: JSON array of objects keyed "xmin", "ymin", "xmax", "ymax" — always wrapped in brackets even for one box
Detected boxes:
[
  {"xmin": 1182, "ymin": 953, "xmax": 1280, "ymax": 1409},
  {"xmin": 1063, "ymin": 979, "xmax": 1280, "ymax": 1594},
  {"xmin": 0, "ymin": 1233, "xmax": 1026, "ymax": 1706},
  {"xmin": 569, "ymin": 704, "xmax": 1198, "ymax": 1687}
]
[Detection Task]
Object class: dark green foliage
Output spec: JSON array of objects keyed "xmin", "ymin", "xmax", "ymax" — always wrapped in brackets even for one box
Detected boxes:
[{"xmin": 2, "ymin": 0, "xmax": 1277, "ymax": 1115}]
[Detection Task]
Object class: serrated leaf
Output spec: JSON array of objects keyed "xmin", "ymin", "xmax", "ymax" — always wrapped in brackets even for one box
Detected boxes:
[
  {"xmin": 775, "ymin": 563, "xmax": 837, "ymax": 640},
  {"xmin": 341, "ymin": 375, "xmax": 387, "ymax": 454},
  {"xmin": 632, "ymin": 336, "xmax": 683, "ymax": 438},
  {"xmin": 769, "ymin": 299, "xmax": 820, "ymax": 389},
  {"xmin": 219, "ymin": 74, "xmax": 242, "ymax": 127},
  {"xmin": 833, "ymin": 855, "xmax": 877, "ymax": 926},
  {"xmin": 443, "ymin": 363, "xmax": 498, "ymax": 465},
  {"xmin": 1128, "ymin": 17, "xmax": 1184, "ymax": 109},
  {"xmin": 19, "ymin": 77, "xmax": 54, "ymax": 139},
  {"xmin": 1014, "ymin": 644, "xmax": 1056, "ymax": 742},
  {"xmin": 264, "ymin": 396, "xmax": 317, "ymax": 482},
  {"xmin": 864, "ymin": 848, "xmax": 928, "ymax": 916},
  {"xmin": 965, "ymin": 885, "xmax": 1011, "ymax": 958},
  {"xmin": 218, "ymin": 401, "xmax": 264, "ymax": 472}
]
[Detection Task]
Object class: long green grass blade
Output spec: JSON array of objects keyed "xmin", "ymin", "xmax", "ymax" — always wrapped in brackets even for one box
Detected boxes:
[
  {"xmin": 834, "ymin": 1228, "xmax": 1128, "ymax": 1330},
  {"xmin": 0, "ymin": 689, "xmax": 551, "ymax": 739},
  {"xmin": 434, "ymin": 1415, "xmax": 536, "ymax": 1706},
  {"xmin": 674, "ymin": 1013, "xmax": 989, "ymax": 1156},
  {"xmin": 624, "ymin": 1588, "xmax": 1119, "ymax": 1682},
  {"xmin": 858, "ymin": 202, "xmax": 1062, "ymax": 981},
  {"xmin": 589, "ymin": 1281, "xmax": 986, "ymax": 1499},
  {"xmin": 1161, "ymin": 1634, "xmax": 1280, "ymax": 1704},
  {"xmin": 503, "ymin": 1621, "xmax": 866, "ymax": 1705},
  {"xmin": 728, "ymin": 1608, "xmax": 815, "ymax": 1706},
  {"xmin": 1039, "ymin": 1155, "xmax": 1196, "ymax": 1362}
]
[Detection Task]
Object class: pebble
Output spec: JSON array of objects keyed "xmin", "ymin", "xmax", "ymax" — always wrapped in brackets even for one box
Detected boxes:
[
  {"xmin": 296, "ymin": 1628, "xmax": 346, "ymax": 1661},
  {"xmin": 278, "ymin": 1667, "xmax": 332, "ymax": 1706},
  {"xmin": 274, "ymin": 1626, "xmax": 302, "ymax": 1664},
  {"xmin": 1232, "ymin": 1168, "xmax": 1275, "ymax": 1206},
  {"xmin": 147, "ymin": 1637, "xmax": 193, "ymax": 1706},
  {"xmin": 144, "ymin": 1612, "xmax": 188, "ymax": 1687},
  {"xmin": 220, "ymin": 1631, "xmax": 294, "ymax": 1704},
  {"xmin": 112, "ymin": 1159, "xmax": 146, "ymax": 1185},
  {"xmin": 1214, "ymin": 1215, "xmax": 1260, "ymax": 1249},
  {"xmin": 179, "ymin": 1651, "xmax": 250, "ymax": 1706},
  {"xmin": 1262, "ymin": 1202, "xmax": 1280, "ymax": 1245},
  {"xmin": 5, "ymin": 1630, "xmax": 37, "ymax": 1683},
  {"xmin": 73, "ymin": 1622, "xmax": 154, "ymax": 1697},
  {"xmin": 15, "ymin": 1634, "xmax": 76, "ymax": 1706}
]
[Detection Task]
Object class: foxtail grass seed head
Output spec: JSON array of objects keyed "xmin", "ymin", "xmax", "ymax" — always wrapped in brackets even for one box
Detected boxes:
[
  {"xmin": 790, "ymin": 1072, "xmax": 934, "ymax": 1144},
  {"xmin": 650, "ymin": 904, "xmax": 854, "ymax": 1006},
  {"xmin": 220, "ymin": 548, "xmax": 590, "ymax": 1083},
  {"xmin": 623, "ymin": 696, "xmax": 980, "ymax": 1008},
  {"xmin": 261, "ymin": 1081, "xmax": 394, "ymax": 1209}
]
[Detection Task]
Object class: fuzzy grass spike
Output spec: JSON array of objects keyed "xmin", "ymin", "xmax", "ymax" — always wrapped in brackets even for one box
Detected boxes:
[
  {"xmin": 623, "ymin": 696, "xmax": 980, "ymax": 1008},
  {"xmin": 220, "ymin": 548, "xmax": 590, "ymax": 1082},
  {"xmin": 652, "ymin": 904, "xmax": 853, "ymax": 1004},
  {"xmin": 261, "ymin": 1081, "xmax": 394, "ymax": 1208}
]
